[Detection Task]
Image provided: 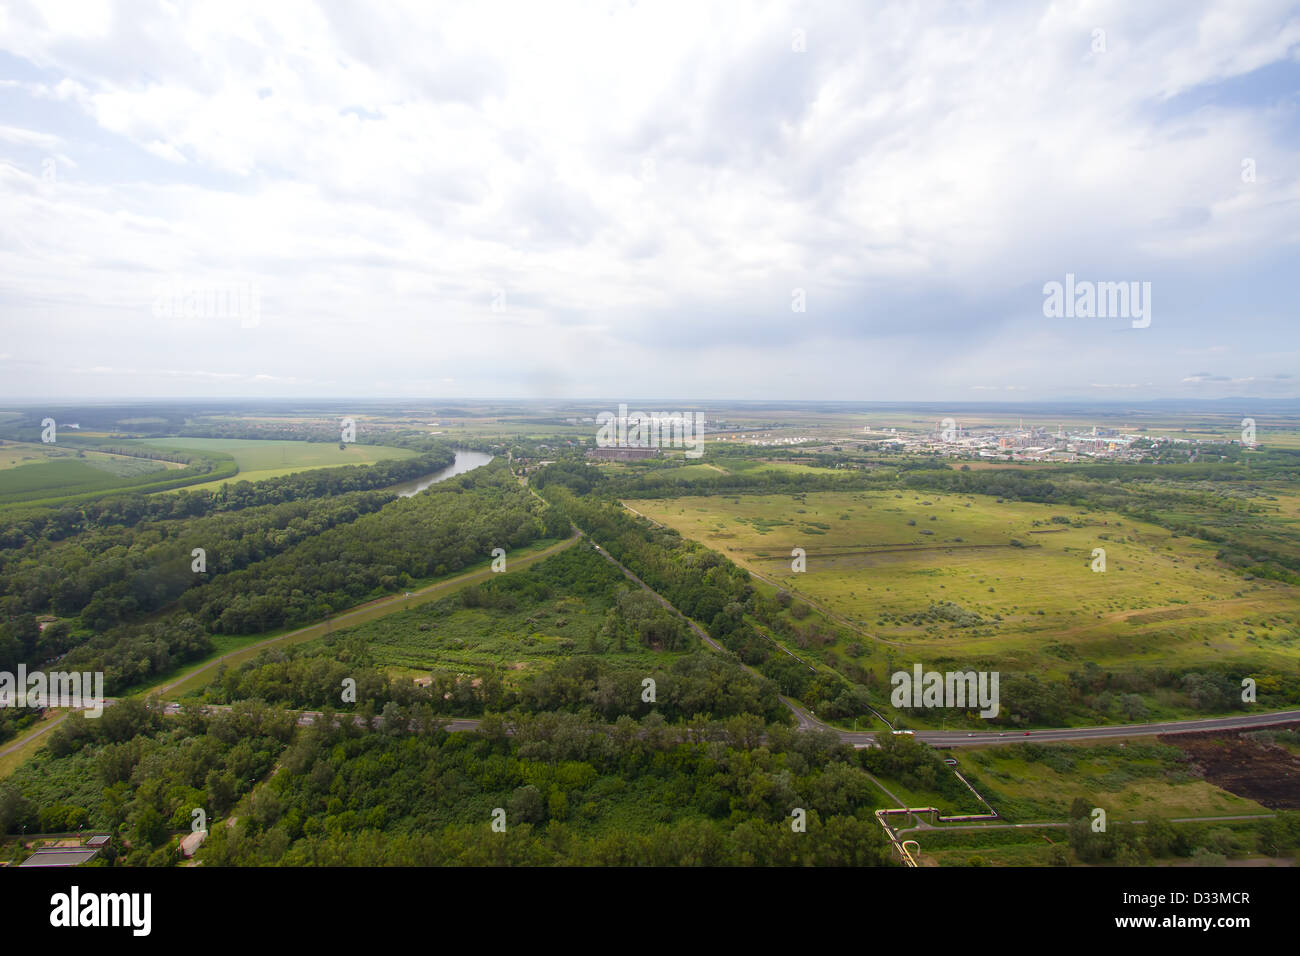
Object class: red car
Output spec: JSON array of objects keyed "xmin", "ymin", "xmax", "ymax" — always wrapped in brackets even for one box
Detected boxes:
[{"xmin": 1023, "ymin": 731, "xmax": 1031, "ymax": 736}]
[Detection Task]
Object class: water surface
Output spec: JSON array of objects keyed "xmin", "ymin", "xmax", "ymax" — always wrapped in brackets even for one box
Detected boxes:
[{"xmin": 392, "ymin": 449, "xmax": 495, "ymax": 497}]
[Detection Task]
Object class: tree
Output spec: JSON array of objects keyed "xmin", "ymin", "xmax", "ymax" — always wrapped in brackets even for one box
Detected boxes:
[
  {"xmin": 509, "ymin": 785, "xmax": 545, "ymax": 825},
  {"xmin": 133, "ymin": 807, "xmax": 168, "ymax": 848}
]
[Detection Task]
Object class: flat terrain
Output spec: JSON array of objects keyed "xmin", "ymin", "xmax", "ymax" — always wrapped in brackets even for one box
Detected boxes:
[
  {"xmin": 956, "ymin": 738, "xmax": 1268, "ymax": 821},
  {"xmin": 126, "ymin": 437, "xmax": 419, "ymax": 490},
  {"xmin": 0, "ymin": 442, "xmax": 181, "ymax": 504},
  {"xmin": 1161, "ymin": 724, "xmax": 1300, "ymax": 810},
  {"xmin": 156, "ymin": 535, "xmax": 577, "ymax": 698},
  {"xmin": 625, "ymin": 490, "xmax": 1300, "ymax": 681}
]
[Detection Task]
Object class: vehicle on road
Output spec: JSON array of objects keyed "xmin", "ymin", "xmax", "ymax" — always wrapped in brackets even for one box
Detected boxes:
[
  {"xmin": 891, "ymin": 730, "xmax": 914, "ymax": 736},
  {"xmin": 944, "ymin": 758, "xmax": 958, "ymax": 766}
]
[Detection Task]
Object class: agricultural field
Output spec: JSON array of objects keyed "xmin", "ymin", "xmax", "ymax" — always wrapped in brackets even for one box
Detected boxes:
[
  {"xmin": 594, "ymin": 457, "xmax": 843, "ymax": 485},
  {"xmin": 127, "ymin": 437, "xmax": 419, "ymax": 490},
  {"xmin": 0, "ymin": 441, "xmax": 179, "ymax": 504},
  {"xmin": 624, "ymin": 490, "xmax": 1300, "ymax": 690}
]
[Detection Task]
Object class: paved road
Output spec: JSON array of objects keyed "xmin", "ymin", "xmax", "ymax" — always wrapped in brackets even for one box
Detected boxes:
[
  {"xmin": 903, "ymin": 709, "xmax": 1300, "ymax": 748},
  {"xmin": 0, "ymin": 711, "xmax": 69, "ymax": 760}
]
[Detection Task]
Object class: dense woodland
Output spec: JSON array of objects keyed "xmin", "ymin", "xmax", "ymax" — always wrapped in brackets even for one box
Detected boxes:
[
  {"xmin": 0, "ymin": 700, "xmax": 897, "ymax": 866},
  {"xmin": 0, "ymin": 455, "xmax": 567, "ymax": 704}
]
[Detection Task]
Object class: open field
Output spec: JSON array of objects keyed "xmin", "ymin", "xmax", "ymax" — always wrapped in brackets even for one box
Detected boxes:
[
  {"xmin": 0, "ymin": 444, "xmax": 178, "ymax": 504},
  {"xmin": 0, "ymin": 711, "xmax": 67, "ymax": 781},
  {"xmin": 0, "ymin": 440, "xmax": 180, "ymax": 475},
  {"xmin": 127, "ymin": 437, "xmax": 419, "ymax": 490},
  {"xmin": 956, "ymin": 738, "xmax": 1268, "ymax": 821},
  {"xmin": 887, "ymin": 734, "xmax": 1288, "ymax": 866},
  {"xmin": 625, "ymin": 491, "xmax": 1300, "ymax": 688},
  {"xmin": 295, "ymin": 546, "xmax": 676, "ymax": 677},
  {"xmin": 156, "ymin": 535, "xmax": 576, "ymax": 698},
  {"xmin": 1164, "ymin": 725, "xmax": 1300, "ymax": 809}
]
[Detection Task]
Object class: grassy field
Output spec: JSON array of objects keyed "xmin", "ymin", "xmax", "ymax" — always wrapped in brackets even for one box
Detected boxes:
[
  {"xmin": 624, "ymin": 490, "xmax": 1300, "ymax": 687},
  {"xmin": 156, "ymin": 535, "xmax": 576, "ymax": 698},
  {"xmin": 0, "ymin": 711, "xmax": 67, "ymax": 781},
  {"xmin": 0, "ymin": 440, "xmax": 184, "ymax": 472},
  {"xmin": 0, "ymin": 444, "xmax": 178, "ymax": 504},
  {"xmin": 306, "ymin": 573, "xmax": 652, "ymax": 676},
  {"xmin": 126, "ymin": 437, "xmax": 419, "ymax": 491},
  {"xmin": 596, "ymin": 457, "xmax": 842, "ymax": 484},
  {"xmin": 881, "ymin": 736, "xmax": 1277, "ymax": 866},
  {"xmin": 288, "ymin": 541, "xmax": 690, "ymax": 685},
  {"xmin": 955, "ymin": 739, "xmax": 1267, "ymax": 821}
]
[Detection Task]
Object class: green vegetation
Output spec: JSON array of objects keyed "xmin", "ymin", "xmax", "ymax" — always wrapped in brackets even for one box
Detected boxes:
[
  {"xmin": 2, "ymin": 703, "xmax": 893, "ymax": 867},
  {"xmin": 4, "ymin": 400, "xmax": 1299, "ymax": 868},
  {"xmin": 624, "ymin": 490, "xmax": 1300, "ymax": 726},
  {"xmin": 129, "ymin": 437, "xmax": 418, "ymax": 491},
  {"xmin": 0, "ymin": 441, "xmax": 238, "ymax": 507},
  {"xmin": 195, "ymin": 543, "xmax": 788, "ymax": 724},
  {"xmin": 0, "ymin": 454, "xmax": 566, "ymax": 697}
]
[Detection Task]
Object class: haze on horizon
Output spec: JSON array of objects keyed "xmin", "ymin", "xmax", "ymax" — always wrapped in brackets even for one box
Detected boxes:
[{"xmin": 1, "ymin": 0, "xmax": 1298, "ymax": 403}]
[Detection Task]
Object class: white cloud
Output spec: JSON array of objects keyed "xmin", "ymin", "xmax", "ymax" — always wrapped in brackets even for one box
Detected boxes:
[{"xmin": 0, "ymin": 0, "xmax": 1297, "ymax": 400}]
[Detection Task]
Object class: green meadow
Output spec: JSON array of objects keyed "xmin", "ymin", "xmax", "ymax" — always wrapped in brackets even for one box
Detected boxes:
[
  {"xmin": 127, "ymin": 437, "xmax": 419, "ymax": 490},
  {"xmin": 898, "ymin": 738, "xmax": 1284, "ymax": 867},
  {"xmin": 0, "ymin": 442, "xmax": 178, "ymax": 505},
  {"xmin": 625, "ymin": 490, "xmax": 1300, "ymax": 684},
  {"xmin": 953, "ymin": 740, "xmax": 1266, "ymax": 822},
  {"xmin": 292, "ymin": 544, "xmax": 681, "ymax": 680}
]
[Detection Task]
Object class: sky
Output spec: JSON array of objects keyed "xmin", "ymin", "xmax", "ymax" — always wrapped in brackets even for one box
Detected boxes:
[{"xmin": 0, "ymin": 0, "xmax": 1298, "ymax": 403}]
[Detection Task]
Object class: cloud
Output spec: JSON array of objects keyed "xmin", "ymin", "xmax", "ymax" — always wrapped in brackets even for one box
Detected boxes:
[
  {"xmin": 0, "ymin": 0, "xmax": 1297, "ymax": 400},
  {"xmin": 0, "ymin": 124, "xmax": 60, "ymax": 149}
]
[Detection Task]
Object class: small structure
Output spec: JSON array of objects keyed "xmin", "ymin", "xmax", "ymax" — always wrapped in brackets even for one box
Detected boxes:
[
  {"xmin": 20, "ymin": 848, "xmax": 99, "ymax": 867},
  {"xmin": 179, "ymin": 830, "xmax": 206, "ymax": 858}
]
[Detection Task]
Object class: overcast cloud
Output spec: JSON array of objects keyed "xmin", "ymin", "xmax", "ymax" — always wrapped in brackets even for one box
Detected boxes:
[{"xmin": 1, "ymin": 0, "xmax": 1297, "ymax": 401}]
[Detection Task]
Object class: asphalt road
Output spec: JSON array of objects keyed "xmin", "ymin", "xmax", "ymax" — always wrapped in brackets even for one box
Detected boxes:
[{"xmin": 848, "ymin": 708, "xmax": 1300, "ymax": 748}]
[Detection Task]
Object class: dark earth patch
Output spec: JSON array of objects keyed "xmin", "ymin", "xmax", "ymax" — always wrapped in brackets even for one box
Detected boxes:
[{"xmin": 1159, "ymin": 722, "xmax": 1300, "ymax": 810}]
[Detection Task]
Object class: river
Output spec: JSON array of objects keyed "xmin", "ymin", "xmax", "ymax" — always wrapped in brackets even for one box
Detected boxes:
[{"xmin": 391, "ymin": 449, "xmax": 495, "ymax": 497}]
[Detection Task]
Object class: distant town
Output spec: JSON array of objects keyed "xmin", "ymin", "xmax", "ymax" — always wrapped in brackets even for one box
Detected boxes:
[{"xmin": 864, "ymin": 420, "xmax": 1254, "ymax": 463}]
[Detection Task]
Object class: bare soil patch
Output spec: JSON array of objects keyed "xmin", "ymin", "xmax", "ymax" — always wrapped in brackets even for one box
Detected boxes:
[{"xmin": 1159, "ymin": 722, "xmax": 1300, "ymax": 809}]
